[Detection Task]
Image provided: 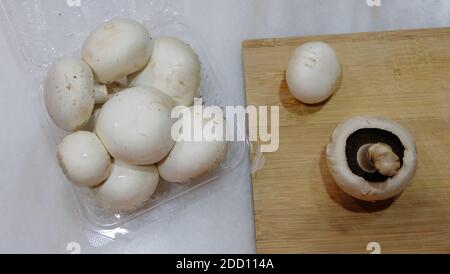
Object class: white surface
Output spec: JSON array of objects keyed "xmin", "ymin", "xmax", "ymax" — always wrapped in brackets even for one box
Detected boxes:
[{"xmin": 1, "ymin": 0, "xmax": 450, "ymax": 253}]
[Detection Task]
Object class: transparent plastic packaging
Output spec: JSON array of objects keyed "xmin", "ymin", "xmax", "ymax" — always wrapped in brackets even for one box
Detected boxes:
[{"xmin": 0, "ymin": 0, "xmax": 248, "ymax": 230}]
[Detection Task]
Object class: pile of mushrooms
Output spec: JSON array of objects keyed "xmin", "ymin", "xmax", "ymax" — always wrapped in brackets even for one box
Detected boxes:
[
  {"xmin": 44, "ymin": 18, "xmax": 228, "ymax": 212},
  {"xmin": 286, "ymin": 42, "xmax": 418, "ymax": 202}
]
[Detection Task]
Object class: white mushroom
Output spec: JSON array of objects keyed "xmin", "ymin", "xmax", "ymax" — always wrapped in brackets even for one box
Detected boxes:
[
  {"xmin": 95, "ymin": 87, "xmax": 176, "ymax": 166},
  {"xmin": 82, "ymin": 18, "xmax": 153, "ymax": 84},
  {"xmin": 44, "ymin": 57, "xmax": 96, "ymax": 132},
  {"xmin": 129, "ymin": 37, "xmax": 201, "ymax": 107},
  {"xmin": 327, "ymin": 116, "xmax": 417, "ymax": 202},
  {"xmin": 158, "ymin": 107, "xmax": 228, "ymax": 183},
  {"xmin": 57, "ymin": 131, "xmax": 111, "ymax": 188},
  {"xmin": 91, "ymin": 160, "xmax": 159, "ymax": 211},
  {"xmin": 286, "ymin": 41, "xmax": 342, "ymax": 104}
]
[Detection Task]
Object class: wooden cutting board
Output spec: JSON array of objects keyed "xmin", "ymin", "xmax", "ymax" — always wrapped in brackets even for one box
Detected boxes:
[{"xmin": 243, "ymin": 28, "xmax": 450, "ymax": 254}]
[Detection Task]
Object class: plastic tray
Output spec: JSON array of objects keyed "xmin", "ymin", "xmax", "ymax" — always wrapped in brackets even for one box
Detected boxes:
[{"xmin": 0, "ymin": 0, "xmax": 248, "ymax": 229}]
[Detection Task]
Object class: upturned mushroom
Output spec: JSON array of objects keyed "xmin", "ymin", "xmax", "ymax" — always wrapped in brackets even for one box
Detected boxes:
[
  {"xmin": 44, "ymin": 57, "xmax": 98, "ymax": 132},
  {"xmin": 128, "ymin": 37, "xmax": 201, "ymax": 107},
  {"xmin": 82, "ymin": 18, "xmax": 153, "ymax": 84},
  {"xmin": 326, "ymin": 116, "xmax": 417, "ymax": 202}
]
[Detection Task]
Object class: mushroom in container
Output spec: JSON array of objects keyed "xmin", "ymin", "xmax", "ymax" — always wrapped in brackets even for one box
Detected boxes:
[
  {"xmin": 129, "ymin": 36, "xmax": 201, "ymax": 107},
  {"xmin": 95, "ymin": 86, "xmax": 176, "ymax": 166},
  {"xmin": 158, "ymin": 107, "xmax": 228, "ymax": 183},
  {"xmin": 82, "ymin": 18, "xmax": 153, "ymax": 84},
  {"xmin": 326, "ymin": 116, "xmax": 417, "ymax": 202},
  {"xmin": 44, "ymin": 57, "xmax": 97, "ymax": 132},
  {"xmin": 57, "ymin": 131, "xmax": 111, "ymax": 188},
  {"xmin": 91, "ymin": 160, "xmax": 159, "ymax": 211}
]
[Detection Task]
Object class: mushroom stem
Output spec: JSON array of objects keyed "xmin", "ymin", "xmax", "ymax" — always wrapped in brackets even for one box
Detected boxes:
[
  {"xmin": 94, "ymin": 83, "xmax": 126, "ymax": 104},
  {"xmin": 368, "ymin": 143, "xmax": 401, "ymax": 177},
  {"xmin": 94, "ymin": 84, "xmax": 109, "ymax": 104}
]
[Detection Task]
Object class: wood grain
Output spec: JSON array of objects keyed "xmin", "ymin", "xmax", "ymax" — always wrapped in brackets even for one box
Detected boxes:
[{"xmin": 243, "ymin": 28, "xmax": 450, "ymax": 254}]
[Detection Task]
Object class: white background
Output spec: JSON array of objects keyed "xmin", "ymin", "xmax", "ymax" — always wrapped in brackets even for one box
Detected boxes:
[{"xmin": 1, "ymin": 0, "xmax": 449, "ymax": 253}]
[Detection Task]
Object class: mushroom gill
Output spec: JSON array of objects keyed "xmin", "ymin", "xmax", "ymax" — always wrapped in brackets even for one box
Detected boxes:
[{"xmin": 345, "ymin": 128, "xmax": 405, "ymax": 183}]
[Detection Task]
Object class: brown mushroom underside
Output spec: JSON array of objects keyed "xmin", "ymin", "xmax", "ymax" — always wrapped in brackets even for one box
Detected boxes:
[{"xmin": 345, "ymin": 128, "xmax": 405, "ymax": 183}]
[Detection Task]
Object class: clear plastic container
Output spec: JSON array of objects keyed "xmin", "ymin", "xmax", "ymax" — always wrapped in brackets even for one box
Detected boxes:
[{"xmin": 0, "ymin": 0, "xmax": 248, "ymax": 230}]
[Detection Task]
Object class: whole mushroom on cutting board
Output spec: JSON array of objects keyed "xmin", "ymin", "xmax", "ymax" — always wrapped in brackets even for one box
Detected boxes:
[
  {"xmin": 286, "ymin": 41, "xmax": 342, "ymax": 104},
  {"xmin": 326, "ymin": 116, "xmax": 417, "ymax": 202}
]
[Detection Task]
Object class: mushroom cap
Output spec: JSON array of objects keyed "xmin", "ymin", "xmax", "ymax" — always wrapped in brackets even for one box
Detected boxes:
[
  {"xmin": 91, "ymin": 160, "xmax": 159, "ymax": 211},
  {"xmin": 57, "ymin": 131, "xmax": 111, "ymax": 188},
  {"xmin": 158, "ymin": 107, "xmax": 228, "ymax": 183},
  {"xmin": 82, "ymin": 18, "xmax": 153, "ymax": 84},
  {"xmin": 95, "ymin": 87, "xmax": 176, "ymax": 166},
  {"xmin": 286, "ymin": 41, "xmax": 341, "ymax": 104},
  {"xmin": 129, "ymin": 36, "xmax": 201, "ymax": 107},
  {"xmin": 326, "ymin": 116, "xmax": 417, "ymax": 202},
  {"xmin": 44, "ymin": 57, "xmax": 95, "ymax": 132}
]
